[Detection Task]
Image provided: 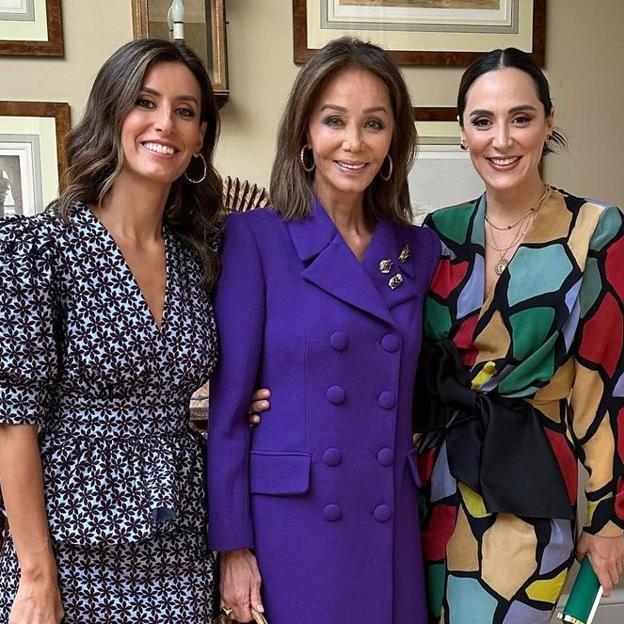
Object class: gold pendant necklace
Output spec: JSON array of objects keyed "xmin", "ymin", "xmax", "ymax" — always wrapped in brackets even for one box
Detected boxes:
[
  {"xmin": 487, "ymin": 186, "xmax": 549, "ymax": 276},
  {"xmin": 494, "ymin": 257, "xmax": 509, "ymax": 275}
]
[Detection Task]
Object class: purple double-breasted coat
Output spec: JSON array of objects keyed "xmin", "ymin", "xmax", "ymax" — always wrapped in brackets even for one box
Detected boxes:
[{"xmin": 207, "ymin": 199, "xmax": 440, "ymax": 624}]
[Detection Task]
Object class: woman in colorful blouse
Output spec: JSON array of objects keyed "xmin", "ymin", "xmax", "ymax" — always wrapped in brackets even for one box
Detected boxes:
[{"xmin": 416, "ymin": 47, "xmax": 624, "ymax": 624}]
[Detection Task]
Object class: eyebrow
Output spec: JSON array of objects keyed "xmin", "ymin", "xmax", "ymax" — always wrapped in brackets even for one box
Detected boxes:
[
  {"xmin": 469, "ymin": 104, "xmax": 538, "ymax": 117},
  {"xmin": 141, "ymin": 86, "xmax": 199, "ymax": 105},
  {"xmin": 320, "ymin": 104, "xmax": 389, "ymax": 114}
]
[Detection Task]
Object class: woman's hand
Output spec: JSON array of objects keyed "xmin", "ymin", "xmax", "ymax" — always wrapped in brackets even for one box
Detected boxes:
[
  {"xmin": 219, "ymin": 549, "xmax": 263, "ymax": 622},
  {"xmin": 0, "ymin": 425, "xmax": 63, "ymax": 623},
  {"xmin": 9, "ymin": 561, "xmax": 64, "ymax": 624},
  {"xmin": 577, "ymin": 532, "xmax": 624, "ymax": 596},
  {"xmin": 247, "ymin": 389, "xmax": 271, "ymax": 427}
]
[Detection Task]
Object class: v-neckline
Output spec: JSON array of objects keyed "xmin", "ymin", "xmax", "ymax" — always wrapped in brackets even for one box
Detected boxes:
[
  {"xmin": 316, "ymin": 203, "xmax": 377, "ymax": 264},
  {"xmin": 85, "ymin": 204, "xmax": 170, "ymax": 334},
  {"xmin": 473, "ymin": 189, "xmax": 551, "ymax": 317}
]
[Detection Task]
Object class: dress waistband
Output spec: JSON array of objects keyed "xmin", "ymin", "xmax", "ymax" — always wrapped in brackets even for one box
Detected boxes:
[
  {"xmin": 45, "ymin": 395, "xmax": 192, "ymax": 439},
  {"xmin": 414, "ymin": 340, "xmax": 573, "ymax": 520}
]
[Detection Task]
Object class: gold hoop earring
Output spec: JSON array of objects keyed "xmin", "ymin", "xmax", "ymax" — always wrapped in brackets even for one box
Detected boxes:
[
  {"xmin": 299, "ymin": 145, "xmax": 315, "ymax": 172},
  {"xmin": 379, "ymin": 154, "xmax": 393, "ymax": 181},
  {"xmin": 184, "ymin": 153, "xmax": 208, "ymax": 184}
]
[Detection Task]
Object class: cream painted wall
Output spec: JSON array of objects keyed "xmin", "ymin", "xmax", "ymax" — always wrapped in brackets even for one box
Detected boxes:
[
  {"xmin": 1, "ymin": 0, "xmax": 622, "ymax": 206},
  {"xmin": 2, "ymin": 0, "xmax": 133, "ymax": 124},
  {"xmin": 544, "ymin": 0, "xmax": 624, "ymax": 206},
  {"xmin": 217, "ymin": 0, "xmax": 624, "ymax": 207}
]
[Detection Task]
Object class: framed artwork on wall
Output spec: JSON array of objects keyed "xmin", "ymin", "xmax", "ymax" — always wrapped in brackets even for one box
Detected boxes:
[
  {"xmin": 132, "ymin": 0, "xmax": 229, "ymax": 105},
  {"xmin": 0, "ymin": 101, "xmax": 70, "ymax": 218},
  {"xmin": 293, "ymin": 0, "xmax": 545, "ymax": 66},
  {"xmin": 0, "ymin": 0, "xmax": 63, "ymax": 56},
  {"xmin": 410, "ymin": 107, "xmax": 484, "ymax": 223}
]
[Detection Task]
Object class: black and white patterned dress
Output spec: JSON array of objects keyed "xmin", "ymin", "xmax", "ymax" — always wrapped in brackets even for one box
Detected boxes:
[{"xmin": 0, "ymin": 202, "xmax": 218, "ymax": 623}]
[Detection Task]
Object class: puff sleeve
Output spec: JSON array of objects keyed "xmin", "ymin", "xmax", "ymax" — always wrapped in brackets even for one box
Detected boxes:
[
  {"xmin": 570, "ymin": 205, "xmax": 624, "ymax": 536},
  {"xmin": 0, "ymin": 215, "xmax": 62, "ymax": 428}
]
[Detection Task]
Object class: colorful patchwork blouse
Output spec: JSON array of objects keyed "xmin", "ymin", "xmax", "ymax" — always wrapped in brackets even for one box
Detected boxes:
[{"xmin": 422, "ymin": 187, "xmax": 624, "ymax": 536}]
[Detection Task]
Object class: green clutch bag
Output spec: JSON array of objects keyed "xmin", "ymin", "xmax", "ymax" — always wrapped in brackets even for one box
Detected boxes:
[{"xmin": 557, "ymin": 557, "xmax": 603, "ymax": 624}]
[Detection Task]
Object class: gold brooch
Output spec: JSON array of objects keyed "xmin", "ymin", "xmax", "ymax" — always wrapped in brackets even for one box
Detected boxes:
[
  {"xmin": 398, "ymin": 244, "xmax": 410, "ymax": 263},
  {"xmin": 378, "ymin": 259, "xmax": 393, "ymax": 274},
  {"xmin": 388, "ymin": 273, "xmax": 404, "ymax": 289}
]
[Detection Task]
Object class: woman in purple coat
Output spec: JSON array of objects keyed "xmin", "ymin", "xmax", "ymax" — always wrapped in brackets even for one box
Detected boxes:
[{"xmin": 207, "ymin": 38, "xmax": 440, "ymax": 624}]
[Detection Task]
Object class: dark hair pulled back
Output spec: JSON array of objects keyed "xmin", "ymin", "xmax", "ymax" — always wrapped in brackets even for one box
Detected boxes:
[{"xmin": 457, "ymin": 47, "xmax": 566, "ymax": 155}]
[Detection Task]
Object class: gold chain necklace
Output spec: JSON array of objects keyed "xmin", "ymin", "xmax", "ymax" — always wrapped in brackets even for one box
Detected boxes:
[
  {"xmin": 487, "ymin": 214, "xmax": 533, "ymax": 275},
  {"xmin": 485, "ymin": 206, "xmax": 535, "ymax": 231},
  {"xmin": 486, "ymin": 187, "xmax": 549, "ymax": 275}
]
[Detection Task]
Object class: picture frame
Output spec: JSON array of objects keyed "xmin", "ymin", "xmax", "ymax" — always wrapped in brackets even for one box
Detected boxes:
[
  {"xmin": 0, "ymin": 101, "xmax": 70, "ymax": 218},
  {"xmin": 0, "ymin": 0, "xmax": 63, "ymax": 56},
  {"xmin": 293, "ymin": 0, "xmax": 546, "ymax": 66},
  {"xmin": 132, "ymin": 0, "xmax": 229, "ymax": 105},
  {"xmin": 410, "ymin": 106, "xmax": 484, "ymax": 223}
]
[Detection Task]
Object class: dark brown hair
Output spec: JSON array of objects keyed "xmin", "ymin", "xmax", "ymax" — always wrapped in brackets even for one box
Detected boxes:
[
  {"xmin": 54, "ymin": 38, "xmax": 222, "ymax": 287},
  {"xmin": 457, "ymin": 47, "xmax": 566, "ymax": 156},
  {"xmin": 270, "ymin": 37, "xmax": 417, "ymax": 223}
]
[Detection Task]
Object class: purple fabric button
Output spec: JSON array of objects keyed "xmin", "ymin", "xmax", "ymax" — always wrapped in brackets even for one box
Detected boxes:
[
  {"xmin": 329, "ymin": 331, "xmax": 348, "ymax": 351},
  {"xmin": 376, "ymin": 448, "xmax": 393, "ymax": 467},
  {"xmin": 381, "ymin": 333, "xmax": 400, "ymax": 353},
  {"xmin": 327, "ymin": 385, "xmax": 345, "ymax": 405},
  {"xmin": 378, "ymin": 390, "xmax": 396, "ymax": 410},
  {"xmin": 323, "ymin": 504, "xmax": 342, "ymax": 522},
  {"xmin": 323, "ymin": 448, "xmax": 342, "ymax": 466},
  {"xmin": 373, "ymin": 504, "xmax": 392, "ymax": 523}
]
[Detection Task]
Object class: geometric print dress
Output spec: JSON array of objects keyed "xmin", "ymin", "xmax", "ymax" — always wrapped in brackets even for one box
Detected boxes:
[
  {"xmin": 416, "ymin": 188, "xmax": 624, "ymax": 624},
  {"xmin": 0, "ymin": 201, "xmax": 218, "ymax": 623}
]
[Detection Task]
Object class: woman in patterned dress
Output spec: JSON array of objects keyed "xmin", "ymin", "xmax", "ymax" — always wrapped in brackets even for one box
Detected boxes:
[
  {"xmin": 416, "ymin": 48, "xmax": 624, "ymax": 623},
  {"xmin": 0, "ymin": 39, "xmax": 222, "ymax": 623}
]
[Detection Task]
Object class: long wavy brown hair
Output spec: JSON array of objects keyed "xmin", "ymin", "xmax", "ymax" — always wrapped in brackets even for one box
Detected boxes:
[
  {"xmin": 270, "ymin": 37, "xmax": 417, "ymax": 223},
  {"xmin": 54, "ymin": 38, "xmax": 222, "ymax": 287}
]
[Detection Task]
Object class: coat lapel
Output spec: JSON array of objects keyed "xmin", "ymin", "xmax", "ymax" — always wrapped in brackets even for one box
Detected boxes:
[
  {"xmin": 287, "ymin": 198, "xmax": 397, "ymax": 327},
  {"xmin": 361, "ymin": 220, "xmax": 422, "ymax": 310}
]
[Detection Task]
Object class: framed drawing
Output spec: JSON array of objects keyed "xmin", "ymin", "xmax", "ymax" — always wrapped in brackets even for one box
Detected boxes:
[
  {"xmin": 293, "ymin": 0, "xmax": 545, "ymax": 66},
  {"xmin": 0, "ymin": 0, "xmax": 63, "ymax": 56},
  {"xmin": 0, "ymin": 101, "xmax": 70, "ymax": 218},
  {"xmin": 410, "ymin": 107, "xmax": 484, "ymax": 223},
  {"xmin": 132, "ymin": 0, "xmax": 229, "ymax": 105}
]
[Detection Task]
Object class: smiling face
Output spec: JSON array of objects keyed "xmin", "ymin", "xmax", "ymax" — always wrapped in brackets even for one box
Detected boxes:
[
  {"xmin": 460, "ymin": 66, "xmax": 553, "ymax": 196},
  {"xmin": 119, "ymin": 61, "xmax": 206, "ymax": 188},
  {"xmin": 306, "ymin": 66, "xmax": 395, "ymax": 209}
]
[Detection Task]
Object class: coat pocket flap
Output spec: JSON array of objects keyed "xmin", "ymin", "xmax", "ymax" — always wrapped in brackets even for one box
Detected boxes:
[
  {"xmin": 250, "ymin": 451, "xmax": 311, "ymax": 495},
  {"xmin": 406, "ymin": 448, "xmax": 422, "ymax": 488}
]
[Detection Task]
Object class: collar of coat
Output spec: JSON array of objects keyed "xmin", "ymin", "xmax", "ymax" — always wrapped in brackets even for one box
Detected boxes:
[{"xmin": 285, "ymin": 196, "xmax": 420, "ymax": 327}]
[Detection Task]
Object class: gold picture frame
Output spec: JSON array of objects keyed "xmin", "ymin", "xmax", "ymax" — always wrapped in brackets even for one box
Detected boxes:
[
  {"xmin": 294, "ymin": 0, "xmax": 546, "ymax": 66},
  {"xmin": 0, "ymin": 0, "xmax": 64, "ymax": 56},
  {"xmin": 0, "ymin": 101, "xmax": 71, "ymax": 216}
]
